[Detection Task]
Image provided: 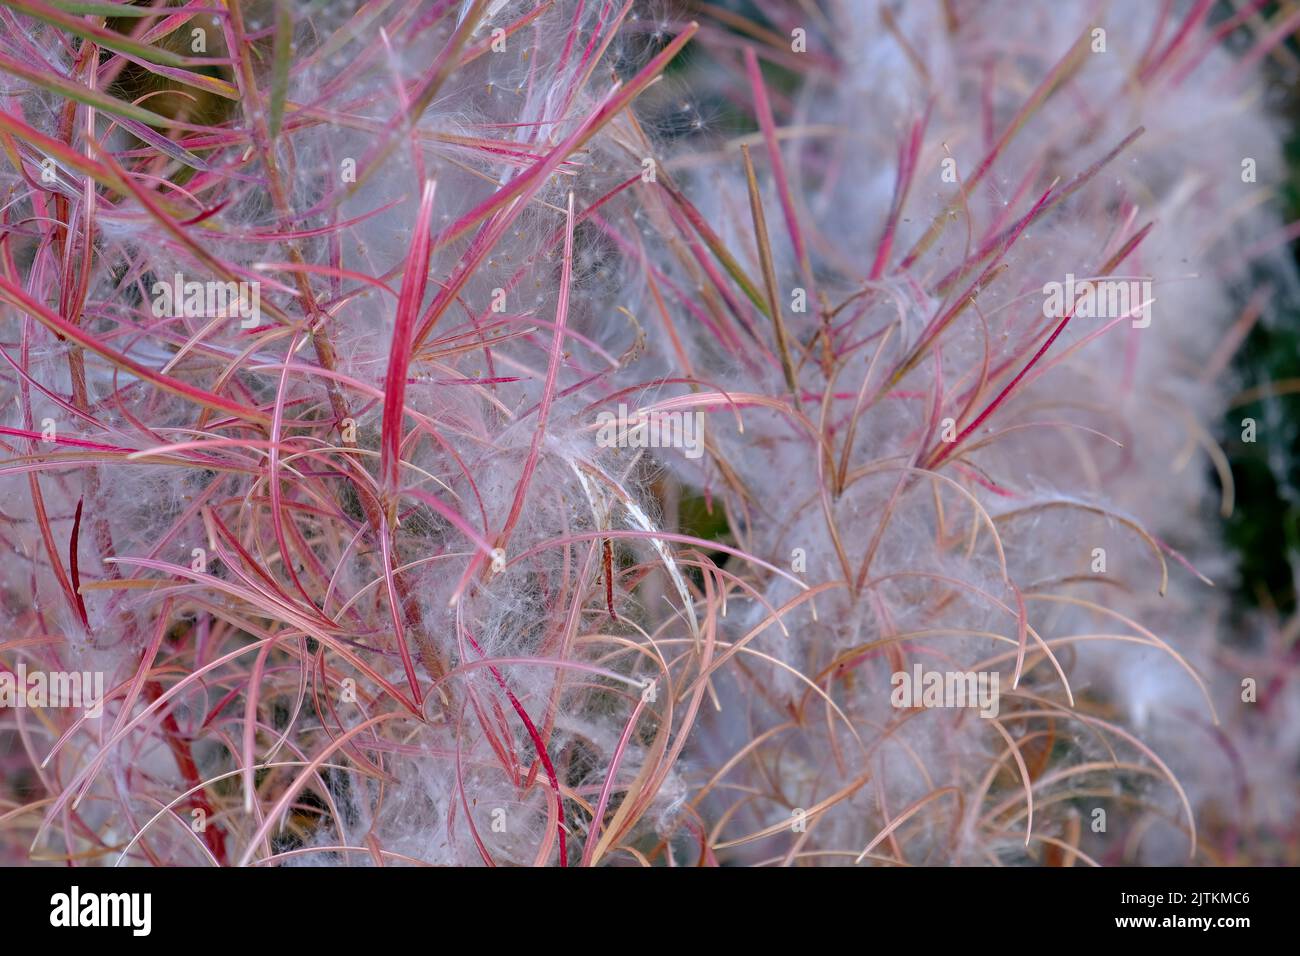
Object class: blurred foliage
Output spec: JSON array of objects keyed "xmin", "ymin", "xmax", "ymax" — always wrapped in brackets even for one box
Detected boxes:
[{"xmin": 1220, "ymin": 24, "xmax": 1300, "ymax": 617}]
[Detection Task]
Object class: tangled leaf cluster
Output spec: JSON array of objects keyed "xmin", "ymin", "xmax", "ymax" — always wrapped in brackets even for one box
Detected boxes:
[{"xmin": 0, "ymin": 0, "xmax": 1297, "ymax": 867}]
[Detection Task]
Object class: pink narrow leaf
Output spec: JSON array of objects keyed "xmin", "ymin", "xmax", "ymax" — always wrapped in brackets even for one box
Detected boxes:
[
  {"xmin": 380, "ymin": 179, "xmax": 437, "ymax": 504},
  {"xmin": 0, "ymin": 426, "xmax": 133, "ymax": 453},
  {"xmin": 69, "ymin": 497, "xmax": 89, "ymax": 630},
  {"xmin": 744, "ymin": 46, "xmax": 813, "ymax": 291}
]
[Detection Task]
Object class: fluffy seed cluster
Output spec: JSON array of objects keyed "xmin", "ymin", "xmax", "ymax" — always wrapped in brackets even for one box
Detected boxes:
[{"xmin": 0, "ymin": 0, "xmax": 1296, "ymax": 867}]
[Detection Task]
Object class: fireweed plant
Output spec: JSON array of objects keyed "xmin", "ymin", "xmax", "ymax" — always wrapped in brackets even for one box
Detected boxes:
[{"xmin": 0, "ymin": 0, "xmax": 1297, "ymax": 868}]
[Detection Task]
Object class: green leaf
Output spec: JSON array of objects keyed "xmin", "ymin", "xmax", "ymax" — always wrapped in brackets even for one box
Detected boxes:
[
  {"xmin": 0, "ymin": 53, "xmax": 179, "ymax": 129},
  {"xmin": 45, "ymin": 1, "xmax": 175, "ymax": 16},
  {"xmin": 5, "ymin": 0, "xmax": 194, "ymax": 68},
  {"xmin": 269, "ymin": 0, "xmax": 293, "ymax": 139}
]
